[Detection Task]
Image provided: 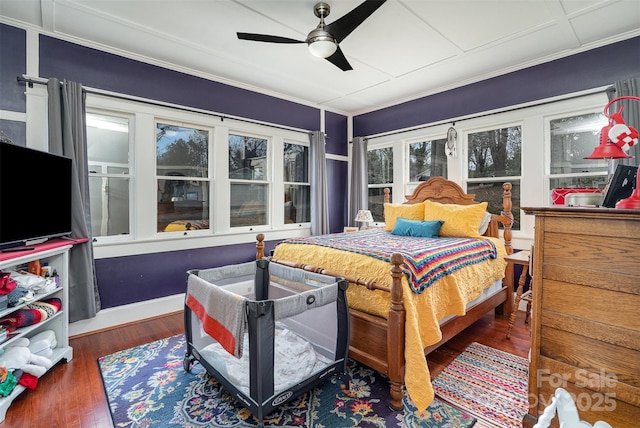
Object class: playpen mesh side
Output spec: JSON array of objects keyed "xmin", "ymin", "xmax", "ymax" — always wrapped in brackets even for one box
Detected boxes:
[{"xmin": 185, "ymin": 260, "xmax": 349, "ymax": 404}]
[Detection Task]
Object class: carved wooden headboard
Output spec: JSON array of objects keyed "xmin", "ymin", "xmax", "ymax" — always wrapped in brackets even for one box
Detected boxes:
[{"xmin": 383, "ymin": 177, "xmax": 513, "ymax": 253}]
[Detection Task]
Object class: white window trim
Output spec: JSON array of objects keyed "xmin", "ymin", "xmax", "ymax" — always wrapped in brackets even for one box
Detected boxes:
[
  {"xmin": 364, "ymin": 89, "xmax": 610, "ymax": 249},
  {"xmin": 79, "ymin": 93, "xmax": 312, "ymax": 258}
]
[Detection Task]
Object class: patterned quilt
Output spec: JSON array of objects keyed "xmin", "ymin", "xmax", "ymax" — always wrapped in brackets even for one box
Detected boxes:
[{"xmin": 278, "ymin": 229, "xmax": 497, "ymax": 294}]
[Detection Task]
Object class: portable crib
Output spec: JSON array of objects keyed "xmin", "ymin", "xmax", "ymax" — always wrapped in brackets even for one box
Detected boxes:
[{"xmin": 183, "ymin": 259, "xmax": 350, "ymax": 425}]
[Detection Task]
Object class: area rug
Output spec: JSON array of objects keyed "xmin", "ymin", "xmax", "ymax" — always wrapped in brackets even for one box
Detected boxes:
[
  {"xmin": 432, "ymin": 342, "xmax": 529, "ymax": 428},
  {"xmin": 98, "ymin": 334, "xmax": 476, "ymax": 427}
]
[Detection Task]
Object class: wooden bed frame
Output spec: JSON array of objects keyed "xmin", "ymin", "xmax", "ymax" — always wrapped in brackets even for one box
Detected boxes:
[{"xmin": 255, "ymin": 177, "xmax": 514, "ymax": 410}]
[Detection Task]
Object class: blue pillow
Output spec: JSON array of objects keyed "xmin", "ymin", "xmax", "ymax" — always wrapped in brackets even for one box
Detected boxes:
[{"xmin": 391, "ymin": 218, "xmax": 444, "ymax": 238}]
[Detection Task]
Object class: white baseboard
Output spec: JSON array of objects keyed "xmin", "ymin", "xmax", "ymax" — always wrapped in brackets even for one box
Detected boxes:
[{"xmin": 69, "ymin": 293, "xmax": 185, "ymax": 337}]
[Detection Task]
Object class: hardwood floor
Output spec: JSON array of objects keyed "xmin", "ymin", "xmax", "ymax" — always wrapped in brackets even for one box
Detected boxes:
[{"xmin": 2, "ymin": 309, "xmax": 531, "ymax": 427}]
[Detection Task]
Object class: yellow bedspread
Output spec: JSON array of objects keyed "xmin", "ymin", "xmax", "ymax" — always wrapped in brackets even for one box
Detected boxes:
[{"xmin": 272, "ymin": 235, "xmax": 507, "ymax": 411}]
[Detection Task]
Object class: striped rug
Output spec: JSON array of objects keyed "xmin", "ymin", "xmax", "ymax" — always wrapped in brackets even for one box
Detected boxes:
[{"xmin": 432, "ymin": 342, "xmax": 529, "ymax": 428}]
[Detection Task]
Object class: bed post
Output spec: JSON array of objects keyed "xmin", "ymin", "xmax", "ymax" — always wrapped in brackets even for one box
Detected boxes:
[
  {"xmin": 256, "ymin": 233, "xmax": 265, "ymax": 260},
  {"xmin": 499, "ymin": 183, "xmax": 514, "ymax": 317},
  {"xmin": 501, "ymin": 182, "xmax": 513, "ymax": 255},
  {"xmin": 387, "ymin": 253, "xmax": 405, "ymax": 411}
]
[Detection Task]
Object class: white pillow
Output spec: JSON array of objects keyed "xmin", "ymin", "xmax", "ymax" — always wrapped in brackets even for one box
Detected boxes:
[{"xmin": 478, "ymin": 211, "xmax": 492, "ymax": 236}]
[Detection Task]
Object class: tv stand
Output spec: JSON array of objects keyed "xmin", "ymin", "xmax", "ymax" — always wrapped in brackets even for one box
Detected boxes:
[{"xmin": 0, "ymin": 238, "xmax": 85, "ymax": 421}]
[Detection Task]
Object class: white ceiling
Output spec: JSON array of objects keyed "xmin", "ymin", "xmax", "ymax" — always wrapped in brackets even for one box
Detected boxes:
[{"xmin": 1, "ymin": 0, "xmax": 639, "ymax": 115}]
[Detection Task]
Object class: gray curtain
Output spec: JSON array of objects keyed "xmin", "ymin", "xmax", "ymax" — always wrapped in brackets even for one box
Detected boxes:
[
  {"xmin": 348, "ymin": 137, "xmax": 368, "ymax": 227},
  {"xmin": 48, "ymin": 78, "xmax": 100, "ymax": 322},
  {"xmin": 607, "ymin": 76, "xmax": 640, "ymax": 167},
  {"xmin": 309, "ymin": 131, "xmax": 329, "ymax": 235}
]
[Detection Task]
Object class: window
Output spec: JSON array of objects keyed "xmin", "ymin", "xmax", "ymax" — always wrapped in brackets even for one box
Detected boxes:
[
  {"xmin": 466, "ymin": 125, "xmax": 522, "ymax": 229},
  {"xmin": 368, "ymin": 146, "xmax": 393, "ymax": 222},
  {"xmin": 229, "ymin": 134, "xmax": 269, "ymax": 227},
  {"xmin": 87, "ymin": 112, "xmax": 132, "ymax": 238},
  {"xmin": 283, "ymin": 142, "xmax": 310, "ymax": 224},
  {"xmin": 156, "ymin": 122, "xmax": 210, "ymax": 233},
  {"xmin": 548, "ymin": 111, "xmax": 608, "ymax": 196},
  {"xmin": 408, "ymin": 138, "xmax": 447, "ymax": 184}
]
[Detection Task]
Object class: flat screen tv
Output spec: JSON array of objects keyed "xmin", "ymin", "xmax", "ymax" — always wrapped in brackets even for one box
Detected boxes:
[{"xmin": 0, "ymin": 141, "xmax": 73, "ymax": 250}]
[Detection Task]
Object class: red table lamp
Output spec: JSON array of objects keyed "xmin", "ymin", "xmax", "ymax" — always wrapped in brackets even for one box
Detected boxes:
[{"xmin": 586, "ymin": 96, "xmax": 640, "ymax": 209}]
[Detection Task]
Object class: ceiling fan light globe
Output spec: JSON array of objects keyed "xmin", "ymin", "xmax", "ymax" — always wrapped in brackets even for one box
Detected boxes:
[
  {"xmin": 308, "ymin": 39, "xmax": 337, "ymax": 58},
  {"xmin": 307, "ymin": 29, "xmax": 337, "ymax": 58}
]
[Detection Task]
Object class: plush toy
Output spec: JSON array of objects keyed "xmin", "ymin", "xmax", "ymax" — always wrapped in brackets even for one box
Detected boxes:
[{"xmin": 0, "ymin": 346, "xmax": 52, "ymax": 377}]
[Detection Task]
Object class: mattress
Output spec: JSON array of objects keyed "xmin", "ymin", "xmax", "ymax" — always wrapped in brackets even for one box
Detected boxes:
[{"xmin": 199, "ymin": 326, "xmax": 332, "ymax": 396}]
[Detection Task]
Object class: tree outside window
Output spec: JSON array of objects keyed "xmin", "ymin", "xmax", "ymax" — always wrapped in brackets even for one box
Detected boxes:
[
  {"xmin": 156, "ymin": 123, "xmax": 210, "ymax": 233},
  {"xmin": 368, "ymin": 147, "xmax": 393, "ymax": 222},
  {"xmin": 283, "ymin": 143, "xmax": 310, "ymax": 224},
  {"xmin": 229, "ymin": 134, "xmax": 269, "ymax": 227},
  {"xmin": 467, "ymin": 126, "xmax": 521, "ymax": 229}
]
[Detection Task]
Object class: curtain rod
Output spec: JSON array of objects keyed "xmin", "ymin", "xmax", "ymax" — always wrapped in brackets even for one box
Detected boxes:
[
  {"xmin": 17, "ymin": 75, "xmax": 314, "ymax": 136},
  {"xmin": 362, "ymin": 86, "xmax": 613, "ymax": 141}
]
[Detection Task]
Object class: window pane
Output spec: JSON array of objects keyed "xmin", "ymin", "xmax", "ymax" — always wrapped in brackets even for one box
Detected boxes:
[
  {"xmin": 284, "ymin": 143, "xmax": 308, "ymax": 182},
  {"xmin": 87, "ymin": 113, "xmax": 131, "ymax": 238},
  {"xmin": 549, "ymin": 176, "xmax": 608, "ymax": 189},
  {"xmin": 156, "ymin": 123, "xmax": 208, "ymax": 178},
  {"xmin": 89, "ymin": 176, "xmax": 130, "ymax": 237},
  {"xmin": 229, "ymin": 134, "xmax": 268, "ymax": 180},
  {"xmin": 157, "ymin": 180, "xmax": 209, "ymax": 232},
  {"xmin": 284, "ymin": 184, "xmax": 310, "ymax": 223},
  {"xmin": 468, "ymin": 126, "xmax": 521, "ymax": 178},
  {"xmin": 368, "ymin": 147, "xmax": 393, "ymax": 184},
  {"xmin": 230, "ymin": 183, "xmax": 268, "ymax": 227},
  {"xmin": 409, "ymin": 139, "xmax": 447, "ymax": 181},
  {"xmin": 368, "ymin": 188, "xmax": 388, "ymax": 222},
  {"xmin": 87, "ymin": 114, "xmax": 130, "ymax": 171},
  {"xmin": 467, "ymin": 181, "xmax": 521, "ymax": 231},
  {"xmin": 550, "ymin": 113, "xmax": 608, "ymax": 174}
]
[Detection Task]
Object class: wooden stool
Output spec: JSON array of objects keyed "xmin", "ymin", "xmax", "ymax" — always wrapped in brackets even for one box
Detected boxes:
[{"xmin": 506, "ymin": 250, "xmax": 531, "ymax": 339}]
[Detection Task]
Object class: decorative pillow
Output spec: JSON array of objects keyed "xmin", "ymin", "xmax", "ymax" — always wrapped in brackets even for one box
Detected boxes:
[
  {"xmin": 478, "ymin": 211, "xmax": 493, "ymax": 236},
  {"xmin": 424, "ymin": 200, "xmax": 488, "ymax": 238},
  {"xmin": 391, "ymin": 218, "xmax": 444, "ymax": 238},
  {"xmin": 383, "ymin": 202, "xmax": 425, "ymax": 231}
]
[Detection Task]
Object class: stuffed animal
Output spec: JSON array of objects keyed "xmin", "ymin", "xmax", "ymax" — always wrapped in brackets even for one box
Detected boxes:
[{"xmin": 0, "ymin": 345, "xmax": 52, "ymax": 377}]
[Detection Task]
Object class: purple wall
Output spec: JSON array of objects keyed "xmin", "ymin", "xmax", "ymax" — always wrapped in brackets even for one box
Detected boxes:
[
  {"xmin": 0, "ymin": 24, "xmax": 26, "ymax": 113},
  {"xmin": 40, "ymin": 36, "xmax": 321, "ymax": 132},
  {"xmin": 0, "ymin": 24, "xmax": 27, "ymax": 145},
  {"xmin": 354, "ymin": 36, "xmax": 640, "ymax": 137},
  {"xmin": 325, "ymin": 111, "xmax": 348, "ymax": 156},
  {"xmin": 1, "ymin": 23, "xmax": 350, "ymax": 309},
  {"xmin": 95, "ymin": 240, "xmax": 269, "ymax": 307}
]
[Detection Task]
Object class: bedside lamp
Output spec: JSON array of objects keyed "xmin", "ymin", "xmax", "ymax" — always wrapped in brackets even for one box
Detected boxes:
[
  {"xmin": 586, "ymin": 96, "xmax": 640, "ymax": 208},
  {"xmin": 586, "ymin": 95, "xmax": 639, "ymax": 163},
  {"xmin": 354, "ymin": 209, "xmax": 374, "ymax": 230}
]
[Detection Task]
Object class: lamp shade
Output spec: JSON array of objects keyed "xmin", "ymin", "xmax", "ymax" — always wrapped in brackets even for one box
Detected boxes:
[
  {"xmin": 354, "ymin": 209, "xmax": 374, "ymax": 223},
  {"xmin": 584, "ymin": 141, "xmax": 632, "ymax": 159},
  {"xmin": 585, "ymin": 124, "xmax": 632, "ymax": 159}
]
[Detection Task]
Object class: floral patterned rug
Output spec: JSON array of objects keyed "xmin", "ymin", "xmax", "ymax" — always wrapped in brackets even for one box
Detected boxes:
[{"xmin": 98, "ymin": 334, "xmax": 476, "ymax": 427}]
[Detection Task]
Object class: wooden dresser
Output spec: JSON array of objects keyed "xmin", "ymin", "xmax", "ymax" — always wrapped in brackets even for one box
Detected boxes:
[{"xmin": 522, "ymin": 206, "xmax": 640, "ymax": 427}]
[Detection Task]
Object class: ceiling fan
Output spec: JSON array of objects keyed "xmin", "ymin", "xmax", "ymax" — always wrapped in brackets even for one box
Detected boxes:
[{"xmin": 237, "ymin": 0, "xmax": 387, "ymax": 71}]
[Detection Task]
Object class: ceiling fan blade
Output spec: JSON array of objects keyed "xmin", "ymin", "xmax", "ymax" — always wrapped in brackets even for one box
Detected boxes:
[
  {"xmin": 237, "ymin": 33, "xmax": 305, "ymax": 44},
  {"xmin": 324, "ymin": 0, "xmax": 387, "ymax": 44},
  {"xmin": 325, "ymin": 46, "xmax": 353, "ymax": 71}
]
